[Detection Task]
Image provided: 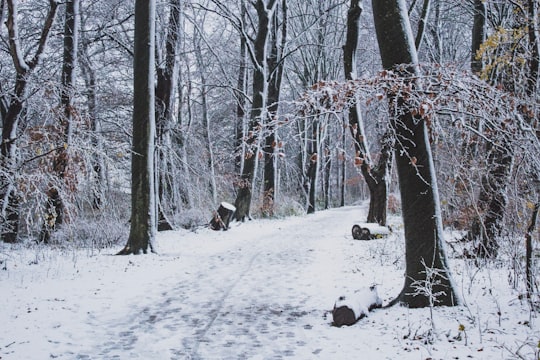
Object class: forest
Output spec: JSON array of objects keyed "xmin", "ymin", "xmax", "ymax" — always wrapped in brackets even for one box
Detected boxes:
[{"xmin": 0, "ymin": 0, "xmax": 539, "ymax": 309}]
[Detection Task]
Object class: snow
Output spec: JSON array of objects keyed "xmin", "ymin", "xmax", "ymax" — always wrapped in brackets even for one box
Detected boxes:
[
  {"xmin": 355, "ymin": 222, "xmax": 391, "ymax": 235},
  {"xmin": 221, "ymin": 202, "xmax": 236, "ymax": 211},
  {"xmin": 1, "ymin": 205, "xmax": 538, "ymax": 359},
  {"xmin": 333, "ymin": 286, "xmax": 382, "ymax": 325}
]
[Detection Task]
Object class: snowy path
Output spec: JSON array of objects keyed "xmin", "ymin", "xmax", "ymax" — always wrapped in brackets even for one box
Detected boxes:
[
  {"xmin": 78, "ymin": 206, "xmax": 383, "ymax": 359},
  {"xmin": 2, "ymin": 205, "xmax": 536, "ymax": 360}
]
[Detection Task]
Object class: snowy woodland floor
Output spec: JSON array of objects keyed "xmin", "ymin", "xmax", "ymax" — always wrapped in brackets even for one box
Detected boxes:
[{"xmin": 0, "ymin": 205, "xmax": 539, "ymax": 360}]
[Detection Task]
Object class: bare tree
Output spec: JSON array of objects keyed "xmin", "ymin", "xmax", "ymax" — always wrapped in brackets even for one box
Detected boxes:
[
  {"xmin": 233, "ymin": 0, "xmax": 278, "ymax": 221},
  {"xmin": 40, "ymin": 0, "xmax": 80, "ymax": 243},
  {"xmin": 288, "ymin": 0, "xmax": 347, "ymax": 214},
  {"xmin": 372, "ymin": 0, "xmax": 458, "ymax": 307},
  {"xmin": 118, "ymin": 0, "xmax": 157, "ymax": 255},
  {"xmin": 262, "ymin": 0, "xmax": 287, "ymax": 217},
  {"xmin": 343, "ymin": 0, "xmax": 393, "ymax": 225},
  {"xmin": 79, "ymin": 9, "xmax": 107, "ymax": 210},
  {"xmin": 1, "ymin": 0, "xmax": 59, "ymax": 243},
  {"xmin": 155, "ymin": 0, "xmax": 182, "ymax": 231}
]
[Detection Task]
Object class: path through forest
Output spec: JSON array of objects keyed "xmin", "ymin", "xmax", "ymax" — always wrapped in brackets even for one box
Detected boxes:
[
  {"xmin": 2, "ymin": 205, "xmax": 534, "ymax": 360},
  {"xmin": 77, "ymin": 206, "xmax": 386, "ymax": 359}
]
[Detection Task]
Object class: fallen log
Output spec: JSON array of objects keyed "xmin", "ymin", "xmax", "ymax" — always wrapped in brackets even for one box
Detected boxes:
[{"xmin": 332, "ymin": 285, "xmax": 382, "ymax": 327}]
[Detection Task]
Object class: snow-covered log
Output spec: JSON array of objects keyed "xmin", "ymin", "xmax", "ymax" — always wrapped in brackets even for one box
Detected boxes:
[
  {"xmin": 351, "ymin": 223, "xmax": 391, "ymax": 240},
  {"xmin": 332, "ymin": 286, "xmax": 382, "ymax": 327},
  {"xmin": 209, "ymin": 202, "xmax": 236, "ymax": 231}
]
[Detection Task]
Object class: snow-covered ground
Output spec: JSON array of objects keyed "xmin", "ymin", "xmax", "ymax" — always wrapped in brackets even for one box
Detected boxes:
[{"xmin": 0, "ymin": 205, "xmax": 538, "ymax": 359}]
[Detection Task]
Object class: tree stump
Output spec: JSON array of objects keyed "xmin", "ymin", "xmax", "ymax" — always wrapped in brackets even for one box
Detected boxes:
[{"xmin": 209, "ymin": 202, "xmax": 236, "ymax": 231}]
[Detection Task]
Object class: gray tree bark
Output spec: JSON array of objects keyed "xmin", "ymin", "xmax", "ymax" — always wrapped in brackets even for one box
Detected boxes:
[
  {"xmin": 118, "ymin": 0, "xmax": 157, "ymax": 255},
  {"xmin": 372, "ymin": 0, "xmax": 458, "ymax": 307},
  {"xmin": 344, "ymin": 0, "xmax": 392, "ymax": 226},
  {"xmin": 471, "ymin": 0, "xmax": 486, "ymax": 74},
  {"xmin": 263, "ymin": 0, "xmax": 286, "ymax": 217},
  {"xmin": 234, "ymin": 0, "xmax": 277, "ymax": 221}
]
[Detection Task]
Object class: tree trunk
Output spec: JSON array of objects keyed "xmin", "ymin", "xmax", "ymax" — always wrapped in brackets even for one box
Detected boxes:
[
  {"xmin": 118, "ymin": 0, "xmax": 157, "ymax": 255},
  {"xmin": 209, "ymin": 202, "xmax": 236, "ymax": 231},
  {"xmin": 155, "ymin": 0, "xmax": 181, "ymax": 231},
  {"xmin": 344, "ymin": 0, "xmax": 392, "ymax": 225},
  {"xmin": 305, "ymin": 117, "xmax": 319, "ymax": 214},
  {"xmin": 234, "ymin": 0, "xmax": 278, "ymax": 221},
  {"xmin": 427, "ymin": 0, "xmax": 442, "ymax": 63},
  {"xmin": 467, "ymin": 141, "xmax": 513, "ymax": 258},
  {"xmin": 526, "ymin": 201, "xmax": 539, "ymax": 298},
  {"xmin": 525, "ymin": 1, "xmax": 539, "ymax": 297},
  {"xmin": 471, "ymin": 0, "xmax": 486, "ymax": 75},
  {"xmin": 235, "ymin": 1, "xmax": 248, "ymax": 174},
  {"xmin": 323, "ymin": 136, "xmax": 331, "ymax": 210},
  {"xmin": 414, "ymin": 0, "xmax": 430, "ymax": 52},
  {"xmin": 40, "ymin": 0, "xmax": 79, "ymax": 242},
  {"xmin": 262, "ymin": 0, "xmax": 286, "ymax": 217},
  {"xmin": 463, "ymin": 1, "xmax": 521, "ymax": 259},
  {"xmin": 79, "ymin": 31, "xmax": 106, "ymax": 209},
  {"xmin": 1, "ymin": 0, "xmax": 59, "ymax": 243},
  {"xmin": 1, "ymin": 75, "xmax": 25, "ymax": 243},
  {"xmin": 527, "ymin": 0, "xmax": 539, "ymax": 98},
  {"xmin": 194, "ymin": 34, "xmax": 218, "ymax": 205},
  {"xmin": 340, "ymin": 126, "xmax": 346, "ymax": 207},
  {"xmin": 176, "ymin": 51, "xmax": 192, "ymax": 208},
  {"xmin": 372, "ymin": 0, "xmax": 458, "ymax": 308}
]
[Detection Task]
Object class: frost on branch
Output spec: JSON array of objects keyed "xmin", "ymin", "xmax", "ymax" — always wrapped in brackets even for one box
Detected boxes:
[{"xmin": 297, "ymin": 64, "xmax": 535, "ymax": 169}]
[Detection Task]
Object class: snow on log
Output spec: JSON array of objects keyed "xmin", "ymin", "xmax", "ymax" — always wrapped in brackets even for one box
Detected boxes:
[
  {"xmin": 332, "ymin": 286, "xmax": 382, "ymax": 327},
  {"xmin": 352, "ymin": 223, "xmax": 391, "ymax": 240},
  {"xmin": 209, "ymin": 202, "xmax": 236, "ymax": 231}
]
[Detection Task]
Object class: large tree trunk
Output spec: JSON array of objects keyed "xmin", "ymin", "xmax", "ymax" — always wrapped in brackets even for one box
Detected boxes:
[
  {"xmin": 234, "ymin": 0, "xmax": 277, "ymax": 221},
  {"xmin": 372, "ymin": 0, "xmax": 458, "ymax": 308},
  {"xmin": 344, "ymin": 0, "xmax": 392, "ymax": 226},
  {"xmin": 340, "ymin": 126, "xmax": 346, "ymax": 207},
  {"xmin": 118, "ymin": 0, "xmax": 157, "ymax": 255}
]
